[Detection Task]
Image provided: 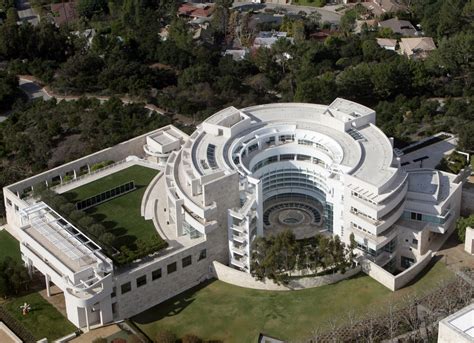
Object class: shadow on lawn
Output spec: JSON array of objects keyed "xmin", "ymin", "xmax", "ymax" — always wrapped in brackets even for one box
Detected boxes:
[
  {"xmin": 132, "ymin": 279, "xmax": 216, "ymax": 325},
  {"xmin": 402, "ymin": 255, "xmax": 444, "ymax": 289}
]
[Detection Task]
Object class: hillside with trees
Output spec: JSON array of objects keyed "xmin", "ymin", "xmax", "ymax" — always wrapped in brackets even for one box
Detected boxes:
[{"xmin": 0, "ymin": 0, "xmax": 473, "ymax": 220}]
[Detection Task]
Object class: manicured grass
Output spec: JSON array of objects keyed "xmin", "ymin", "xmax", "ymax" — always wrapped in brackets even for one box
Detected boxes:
[
  {"xmin": 133, "ymin": 259, "xmax": 454, "ymax": 342},
  {"xmin": 0, "ymin": 230, "xmax": 21, "ymax": 263},
  {"xmin": 3, "ymin": 292, "xmax": 76, "ymax": 340},
  {"xmin": 64, "ymin": 165, "xmax": 163, "ymax": 250}
]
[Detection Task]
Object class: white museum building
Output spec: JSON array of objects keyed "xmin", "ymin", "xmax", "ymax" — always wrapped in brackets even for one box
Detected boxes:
[{"xmin": 2, "ymin": 99, "xmax": 467, "ymax": 330}]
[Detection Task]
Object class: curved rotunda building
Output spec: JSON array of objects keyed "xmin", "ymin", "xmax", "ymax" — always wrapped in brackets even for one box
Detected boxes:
[
  {"xmin": 162, "ymin": 98, "xmax": 463, "ymax": 274},
  {"xmin": 3, "ymin": 98, "xmax": 464, "ymax": 330}
]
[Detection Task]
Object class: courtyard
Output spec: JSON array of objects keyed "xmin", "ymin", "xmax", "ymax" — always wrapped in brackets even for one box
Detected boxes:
[
  {"xmin": 133, "ymin": 257, "xmax": 455, "ymax": 342},
  {"xmin": 63, "ymin": 165, "xmax": 166, "ymax": 257}
]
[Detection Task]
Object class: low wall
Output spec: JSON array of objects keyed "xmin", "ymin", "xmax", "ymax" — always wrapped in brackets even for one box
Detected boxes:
[
  {"xmin": 461, "ymin": 188, "xmax": 474, "ymax": 216},
  {"xmin": 393, "ymin": 250, "xmax": 433, "ymax": 290},
  {"xmin": 361, "ymin": 251, "xmax": 434, "ymax": 291},
  {"xmin": 212, "ymin": 261, "xmax": 361, "ymax": 291}
]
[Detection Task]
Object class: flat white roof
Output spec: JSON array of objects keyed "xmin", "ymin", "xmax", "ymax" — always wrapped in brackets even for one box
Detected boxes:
[{"xmin": 441, "ymin": 304, "xmax": 474, "ymax": 339}]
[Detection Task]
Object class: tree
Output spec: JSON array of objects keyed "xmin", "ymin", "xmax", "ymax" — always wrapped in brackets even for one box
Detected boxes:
[
  {"xmin": 0, "ymin": 71, "xmax": 19, "ymax": 111},
  {"xmin": 456, "ymin": 215, "xmax": 474, "ymax": 242},
  {"xmin": 77, "ymin": 0, "xmax": 108, "ymax": 18},
  {"xmin": 340, "ymin": 9, "xmax": 357, "ymax": 35}
]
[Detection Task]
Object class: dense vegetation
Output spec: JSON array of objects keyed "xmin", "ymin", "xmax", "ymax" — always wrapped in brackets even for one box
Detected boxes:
[
  {"xmin": 250, "ymin": 230, "xmax": 355, "ymax": 285},
  {"xmin": 0, "ymin": 257, "xmax": 31, "ymax": 298},
  {"xmin": 0, "ymin": 0, "xmax": 473, "ymax": 220}
]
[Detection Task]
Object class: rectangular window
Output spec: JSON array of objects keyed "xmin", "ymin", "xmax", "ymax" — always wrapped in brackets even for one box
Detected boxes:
[
  {"xmin": 121, "ymin": 282, "xmax": 131, "ymax": 294},
  {"xmin": 401, "ymin": 256, "xmax": 415, "ymax": 269},
  {"xmin": 198, "ymin": 249, "xmax": 207, "ymax": 261},
  {"xmin": 152, "ymin": 268, "xmax": 162, "ymax": 281},
  {"xmin": 111, "ymin": 287, "xmax": 116, "ymax": 298},
  {"xmin": 6, "ymin": 198, "xmax": 12, "ymax": 207},
  {"xmin": 412, "ymin": 239, "xmax": 418, "ymax": 248},
  {"xmin": 182, "ymin": 255, "xmax": 192, "ymax": 268},
  {"xmin": 167, "ymin": 262, "xmax": 177, "ymax": 274},
  {"xmin": 136, "ymin": 275, "xmax": 147, "ymax": 288}
]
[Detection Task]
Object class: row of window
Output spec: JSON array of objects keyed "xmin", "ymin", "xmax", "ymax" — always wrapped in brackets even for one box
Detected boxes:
[
  {"xmin": 351, "ymin": 207, "xmax": 378, "ymax": 223},
  {"xmin": 403, "ymin": 211, "xmax": 451, "ymax": 225},
  {"xmin": 119, "ymin": 250, "xmax": 206, "ymax": 295},
  {"xmin": 351, "ymin": 191, "xmax": 377, "ymax": 206}
]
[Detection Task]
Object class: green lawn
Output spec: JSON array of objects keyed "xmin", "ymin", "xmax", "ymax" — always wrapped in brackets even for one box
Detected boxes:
[
  {"xmin": 133, "ymin": 259, "xmax": 454, "ymax": 342},
  {"xmin": 3, "ymin": 292, "xmax": 76, "ymax": 340},
  {"xmin": 0, "ymin": 230, "xmax": 21, "ymax": 263},
  {"xmin": 64, "ymin": 165, "xmax": 163, "ymax": 250}
]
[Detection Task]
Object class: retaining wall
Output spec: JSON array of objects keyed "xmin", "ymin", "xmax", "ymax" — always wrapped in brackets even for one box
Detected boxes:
[{"xmin": 212, "ymin": 261, "xmax": 361, "ymax": 291}]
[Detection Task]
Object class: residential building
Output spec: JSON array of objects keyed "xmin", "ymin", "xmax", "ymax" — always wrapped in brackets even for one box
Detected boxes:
[
  {"xmin": 376, "ymin": 38, "xmax": 397, "ymax": 50},
  {"xmin": 378, "ymin": 18, "xmax": 418, "ymax": 36},
  {"xmin": 399, "ymin": 37, "xmax": 436, "ymax": 60},
  {"xmin": 50, "ymin": 1, "xmax": 78, "ymax": 26},
  {"xmin": 253, "ymin": 31, "xmax": 293, "ymax": 49}
]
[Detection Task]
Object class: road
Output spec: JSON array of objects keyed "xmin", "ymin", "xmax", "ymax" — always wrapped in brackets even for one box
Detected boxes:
[
  {"xmin": 233, "ymin": 2, "xmax": 341, "ymax": 24},
  {"xmin": 16, "ymin": 0, "xmax": 39, "ymax": 26}
]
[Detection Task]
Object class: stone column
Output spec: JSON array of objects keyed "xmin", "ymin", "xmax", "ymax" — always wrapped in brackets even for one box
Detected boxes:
[{"xmin": 45, "ymin": 274, "xmax": 51, "ymax": 297}]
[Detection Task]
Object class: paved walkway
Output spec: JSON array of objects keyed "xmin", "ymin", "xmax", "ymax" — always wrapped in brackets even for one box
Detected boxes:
[
  {"xmin": 435, "ymin": 234, "xmax": 474, "ymax": 273},
  {"xmin": 39, "ymin": 285, "xmax": 68, "ymax": 317},
  {"xmin": 70, "ymin": 324, "xmax": 122, "ymax": 343}
]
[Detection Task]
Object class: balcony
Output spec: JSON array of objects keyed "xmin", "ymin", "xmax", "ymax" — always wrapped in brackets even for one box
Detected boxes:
[
  {"xmin": 231, "ymin": 258, "xmax": 248, "ymax": 269},
  {"xmin": 232, "ymin": 233, "xmax": 247, "ymax": 244},
  {"xmin": 231, "ymin": 245, "xmax": 247, "ymax": 256}
]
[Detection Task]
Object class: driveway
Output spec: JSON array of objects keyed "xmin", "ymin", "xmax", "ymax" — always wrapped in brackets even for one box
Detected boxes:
[
  {"xmin": 16, "ymin": 0, "xmax": 39, "ymax": 26},
  {"xmin": 233, "ymin": 2, "xmax": 341, "ymax": 24}
]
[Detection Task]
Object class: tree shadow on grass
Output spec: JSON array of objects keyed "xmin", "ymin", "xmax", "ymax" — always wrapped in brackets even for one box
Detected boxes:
[
  {"xmin": 114, "ymin": 234, "xmax": 137, "ymax": 249},
  {"xmin": 402, "ymin": 255, "xmax": 444, "ymax": 288},
  {"xmin": 132, "ymin": 279, "xmax": 216, "ymax": 325}
]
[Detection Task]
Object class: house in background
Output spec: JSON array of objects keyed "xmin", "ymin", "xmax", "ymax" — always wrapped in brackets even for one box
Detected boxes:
[
  {"xmin": 50, "ymin": 1, "xmax": 78, "ymax": 26},
  {"xmin": 376, "ymin": 38, "xmax": 397, "ymax": 51},
  {"xmin": 378, "ymin": 18, "xmax": 418, "ymax": 36},
  {"xmin": 253, "ymin": 31, "xmax": 293, "ymax": 49},
  {"xmin": 399, "ymin": 37, "xmax": 436, "ymax": 60}
]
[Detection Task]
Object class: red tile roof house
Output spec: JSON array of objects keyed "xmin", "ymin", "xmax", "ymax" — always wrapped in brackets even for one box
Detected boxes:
[
  {"xmin": 50, "ymin": 1, "xmax": 79, "ymax": 26},
  {"xmin": 177, "ymin": 3, "xmax": 214, "ymax": 19}
]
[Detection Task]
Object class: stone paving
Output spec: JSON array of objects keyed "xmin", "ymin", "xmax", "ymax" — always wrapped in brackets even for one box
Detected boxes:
[{"xmin": 435, "ymin": 234, "xmax": 474, "ymax": 272}]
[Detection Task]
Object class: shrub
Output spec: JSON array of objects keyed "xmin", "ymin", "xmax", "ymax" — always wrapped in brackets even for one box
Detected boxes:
[
  {"xmin": 89, "ymin": 223, "xmax": 106, "ymax": 237},
  {"xmin": 99, "ymin": 232, "xmax": 116, "ymax": 247},
  {"xmin": 78, "ymin": 216, "xmax": 94, "ymax": 228},
  {"xmin": 456, "ymin": 215, "xmax": 474, "ymax": 242},
  {"xmin": 182, "ymin": 334, "xmax": 202, "ymax": 343},
  {"xmin": 92, "ymin": 338, "xmax": 107, "ymax": 343},
  {"xmin": 69, "ymin": 210, "xmax": 86, "ymax": 222},
  {"xmin": 155, "ymin": 330, "xmax": 176, "ymax": 343},
  {"xmin": 59, "ymin": 203, "xmax": 76, "ymax": 215}
]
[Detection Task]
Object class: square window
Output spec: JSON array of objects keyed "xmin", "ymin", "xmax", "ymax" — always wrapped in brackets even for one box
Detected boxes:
[
  {"xmin": 198, "ymin": 249, "xmax": 207, "ymax": 261},
  {"xmin": 182, "ymin": 255, "xmax": 192, "ymax": 268},
  {"xmin": 152, "ymin": 268, "xmax": 162, "ymax": 281},
  {"xmin": 167, "ymin": 262, "xmax": 177, "ymax": 274},
  {"xmin": 121, "ymin": 282, "xmax": 131, "ymax": 294},
  {"xmin": 136, "ymin": 275, "xmax": 147, "ymax": 287}
]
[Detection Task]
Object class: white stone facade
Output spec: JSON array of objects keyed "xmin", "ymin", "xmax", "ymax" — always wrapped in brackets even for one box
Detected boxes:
[{"xmin": 1, "ymin": 100, "xmax": 467, "ymax": 330}]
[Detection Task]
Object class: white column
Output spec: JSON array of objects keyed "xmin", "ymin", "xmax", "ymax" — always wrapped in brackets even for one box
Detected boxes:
[
  {"xmin": 45, "ymin": 275, "xmax": 51, "ymax": 297},
  {"xmin": 99, "ymin": 305, "xmax": 104, "ymax": 326},
  {"xmin": 84, "ymin": 306, "xmax": 90, "ymax": 331}
]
